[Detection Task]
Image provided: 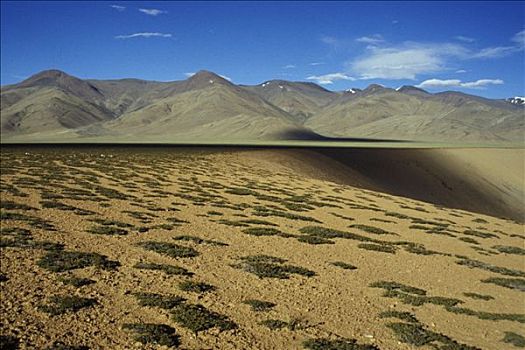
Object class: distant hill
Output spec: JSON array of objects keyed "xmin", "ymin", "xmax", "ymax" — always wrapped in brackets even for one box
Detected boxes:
[{"xmin": 1, "ymin": 69, "xmax": 523, "ymax": 143}]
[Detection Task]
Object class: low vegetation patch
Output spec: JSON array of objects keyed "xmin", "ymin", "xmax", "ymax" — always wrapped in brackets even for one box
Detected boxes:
[
  {"xmin": 86, "ymin": 225, "xmax": 128, "ymax": 236},
  {"xmin": 503, "ymin": 332, "xmax": 525, "ymax": 348},
  {"xmin": 171, "ymin": 303, "xmax": 236, "ymax": 333},
  {"xmin": 178, "ymin": 281, "xmax": 216, "ymax": 293},
  {"xmin": 38, "ymin": 250, "xmax": 120, "ymax": 272},
  {"xmin": 379, "ymin": 310, "xmax": 418, "ymax": 323},
  {"xmin": 387, "ymin": 322, "xmax": 480, "ymax": 349},
  {"xmin": 492, "ymin": 245, "xmax": 525, "ymax": 255},
  {"xmin": 57, "ymin": 276, "xmax": 95, "ymax": 287},
  {"xmin": 456, "ymin": 258, "xmax": 525, "ymax": 277},
  {"xmin": 299, "ymin": 226, "xmax": 374, "ymax": 242},
  {"xmin": 350, "ymin": 224, "xmax": 395, "ymax": 235},
  {"xmin": 38, "ymin": 295, "xmax": 97, "ymax": 315},
  {"xmin": 463, "ymin": 292, "xmax": 494, "ymax": 301},
  {"xmin": 173, "ymin": 235, "xmax": 228, "ymax": 246},
  {"xmin": 45, "ymin": 341, "xmax": 89, "ymax": 350},
  {"xmin": 297, "ymin": 235, "xmax": 334, "ymax": 245},
  {"xmin": 243, "ymin": 299, "xmax": 276, "ymax": 312},
  {"xmin": 242, "ymin": 227, "xmax": 290, "ymax": 237},
  {"xmin": 481, "ymin": 277, "xmax": 525, "ymax": 291},
  {"xmin": 136, "ymin": 241, "xmax": 199, "ymax": 258},
  {"xmin": 303, "ymin": 337, "xmax": 379, "ymax": 350},
  {"xmin": 463, "ymin": 229, "xmax": 499, "ymax": 239},
  {"xmin": 133, "ymin": 262, "xmax": 193, "ymax": 276},
  {"xmin": 232, "ymin": 255, "xmax": 315, "ymax": 279},
  {"xmin": 330, "ymin": 261, "xmax": 357, "ymax": 270},
  {"xmin": 358, "ymin": 243, "xmax": 397, "ymax": 254},
  {"xmin": 459, "ymin": 237, "xmax": 479, "ymax": 245},
  {"xmin": 122, "ymin": 323, "xmax": 179, "ymax": 347},
  {"xmin": 0, "ymin": 335, "xmax": 19, "ymax": 349}
]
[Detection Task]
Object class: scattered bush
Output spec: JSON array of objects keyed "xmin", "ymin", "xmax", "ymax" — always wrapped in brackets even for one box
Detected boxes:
[
  {"xmin": 136, "ymin": 241, "xmax": 199, "ymax": 258},
  {"xmin": 122, "ymin": 323, "xmax": 179, "ymax": 347},
  {"xmin": 38, "ymin": 295, "xmax": 97, "ymax": 315},
  {"xmin": 178, "ymin": 281, "xmax": 216, "ymax": 293},
  {"xmin": 303, "ymin": 337, "xmax": 379, "ymax": 350},
  {"xmin": 357, "ymin": 243, "xmax": 396, "ymax": 254},
  {"xmin": 38, "ymin": 251, "xmax": 120, "ymax": 272},
  {"xmin": 330, "ymin": 262, "xmax": 357, "ymax": 270},
  {"xmin": 243, "ymin": 299, "xmax": 276, "ymax": 312},
  {"xmin": 171, "ymin": 303, "xmax": 236, "ymax": 333},
  {"xmin": 133, "ymin": 262, "xmax": 193, "ymax": 276},
  {"xmin": 57, "ymin": 276, "xmax": 95, "ymax": 287},
  {"xmin": 503, "ymin": 332, "xmax": 525, "ymax": 348}
]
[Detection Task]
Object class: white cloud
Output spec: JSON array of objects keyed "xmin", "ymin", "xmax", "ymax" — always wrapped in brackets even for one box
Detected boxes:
[
  {"xmin": 470, "ymin": 29, "xmax": 525, "ymax": 58},
  {"xmin": 139, "ymin": 8, "xmax": 167, "ymax": 16},
  {"xmin": 472, "ymin": 46, "xmax": 517, "ymax": 58},
  {"xmin": 110, "ymin": 4, "xmax": 125, "ymax": 11},
  {"xmin": 349, "ymin": 43, "xmax": 468, "ymax": 80},
  {"xmin": 184, "ymin": 72, "xmax": 196, "ymax": 77},
  {"xmin": 460, "ymin": 79, "xmax": 504, "ymax": 88},
  {"xmin": 454, "ymin": 35, "xmax": 475, "ymax": 43},
  {"xmin": 512, "ymin": 29, "xmax": 525, "ymax": 48},
  {"xmin": 306, "ymin": 73, "xmax": 355, "ymax": 85},
  {"xmin": 115, "ymin": 32, "xmax": 172, "ymax": 39},
  {"xmin": 392, "ymin": 20, "xmax": 399, "ymax": 25},
  {"xmin": 356, "ymin": 34, "xmax": 384, "ymax": 44},
  {"xmin": 283, "ymin": 64, "xmax": 296, "ymax": 69},
  {"xmin": 416, "ymin": 78, "xmax": 503, "ymax": 89},
  {"xmin": 455, "ymin": 69, "xmax": 467, "ymax": 73},
  {"xmin": 309, "ymin": 62, "xmax": 324, "ymax": 66}
]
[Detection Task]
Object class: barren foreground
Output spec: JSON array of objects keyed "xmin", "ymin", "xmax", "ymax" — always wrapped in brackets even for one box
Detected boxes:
[{"xmin": 0, "ymin": 147, "xmax": 524, "ymax": 350}]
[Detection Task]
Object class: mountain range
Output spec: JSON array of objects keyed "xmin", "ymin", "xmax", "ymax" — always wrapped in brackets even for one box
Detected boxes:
[{"xmin": 1, "ymin": 69, "xmax": 523, "ymax": 143}]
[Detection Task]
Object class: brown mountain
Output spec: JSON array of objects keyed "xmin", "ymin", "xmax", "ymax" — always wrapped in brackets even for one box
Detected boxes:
[
  {"xmin": 1, "ymin": 69, "xmax": 523, "ymax": 143},
  {"xmin": 241, "ymin": 80, "xmax": 336, "ymax": 123}
]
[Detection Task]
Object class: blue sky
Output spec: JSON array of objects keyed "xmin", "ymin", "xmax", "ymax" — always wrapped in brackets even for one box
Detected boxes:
[{"xmin": 1, "ymin": 1, "xmax": 524, "ymax": 98}]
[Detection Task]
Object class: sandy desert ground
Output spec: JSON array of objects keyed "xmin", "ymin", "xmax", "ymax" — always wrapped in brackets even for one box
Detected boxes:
[{"xmin": 0, "ymin": 146, "xmax": 524, "ymax": 350}]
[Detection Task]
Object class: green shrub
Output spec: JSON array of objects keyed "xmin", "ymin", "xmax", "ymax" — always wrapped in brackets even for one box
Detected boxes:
[
  {"xmin": 297, "ymin": 235, "xmax": 334, "ymax": 245},
  {"xmin": 232, "ymin": 255, "xmax": 315, "ymax": 279},
  {"xmin": 243, "ymin": 299, "xmax": 276, "ymax": 312},
  {"xmin": 330, "ymin": 262, "xmax": 357, "ymax": 270},
  {"xmin": 178, "ymin": 281, "xmax": 216, "ymax": 293},
  {"xmin": 45, "ymin": 341, "xmax": 89, "ymax": 350},
  {"xmin": 136, "ymin": 241, "xmax": 199, "ymax": 258},
  {"xmin": 350, "ymin": 224, "xmax": 395, "ymax": 235},
  {"xmin": 173, "ymin": 235, "xmax": 228, "ymax": 246},
  {"xmin": 133, "ymin": 262, "xmax": 193, "ymax": 276},
  {"xmin": 492, "ymin": 245, "xmax": 525, "ymax": 255},
  {"xmin": 303, "ymin": 337, "xmax": 379, "ymax": 350},
  {"xmin": 86, "ymin": 225, "xmax": 128, "ymax": 236},
  {"xmin": 357, "ymin": 243, "xmax": 396, "ymax": 254},
  {"xmin": 122, "ymin": 323, "xmax": 179, "ymax": 347},
  {"xmin": 37, "ymin": 251, "xmax": 120, "ymax": 272},
  {"xmin": 57, "ymin": 276, "xmax": 95, "ymax": 287},
  {"xmin": 171, "ymin": 303, "xmax": 236, "ymax": 333},
  {"xmin": 481, "ymin": 277, "xmax": 525, "ymax": 291},
  {"xmin": 38, "ymin": 295, "xmax": 97, "ymax": 315},
  {"xmin": 463, "ymin": 292, "xmax": 494, "ymax": 301},
  {"xmin": 503, "ymin": 332, "xmax": 525, "ymax": 348}
]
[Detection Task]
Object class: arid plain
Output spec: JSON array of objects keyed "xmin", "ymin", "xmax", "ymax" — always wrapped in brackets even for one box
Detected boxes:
[{"xmin": 1, "ymin": 146, "xmax": 524, "ymax": 350}]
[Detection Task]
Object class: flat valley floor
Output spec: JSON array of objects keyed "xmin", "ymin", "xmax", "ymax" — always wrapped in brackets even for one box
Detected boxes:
[{"xmin": 0, "ymin": 146, "xmax": 524, "ymax": 350}]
